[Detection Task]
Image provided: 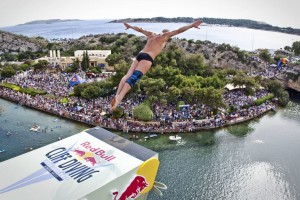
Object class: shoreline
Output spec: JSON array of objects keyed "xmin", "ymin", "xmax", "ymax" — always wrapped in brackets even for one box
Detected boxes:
[{"xmin": 0, "ymin": 94, "xmax": 274, "ymax": 134}]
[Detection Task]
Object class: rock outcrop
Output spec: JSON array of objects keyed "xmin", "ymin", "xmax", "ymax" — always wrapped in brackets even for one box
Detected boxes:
[
  {"xmin": 286, "ymin": 77, "xmax": 300, "ymax": 92},
  {"xmin": 0, "ymin": 31, "xmax": 47, "ymax": 53}
]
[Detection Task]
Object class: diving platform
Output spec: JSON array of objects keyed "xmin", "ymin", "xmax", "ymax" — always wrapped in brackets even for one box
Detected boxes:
[{"xmin": 0, "ymin": 127, "xmax": 160, "ymax": 200}]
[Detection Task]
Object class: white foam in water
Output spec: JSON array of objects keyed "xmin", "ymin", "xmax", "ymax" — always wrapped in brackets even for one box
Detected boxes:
[{"xmin": 253, "ymin": 140, "xmax": 264, "ymax": 144}]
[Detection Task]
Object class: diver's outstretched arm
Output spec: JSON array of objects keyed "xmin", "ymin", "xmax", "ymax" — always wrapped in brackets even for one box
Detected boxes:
[
  {"xmin": 163, "ymin": 20, "xmax": 202, "ymax": 38},
  {"xmin": 124, "ymin": 23, "xmax": 154, "ymax": 36}
]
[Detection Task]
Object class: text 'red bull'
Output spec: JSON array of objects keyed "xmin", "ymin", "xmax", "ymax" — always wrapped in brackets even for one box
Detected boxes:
[
  {"xmin": 112, "ymin": 176, "xmax": 148, "ymax": 200},
  {"xmin": 80, "ymin": 142, "xmax": 116, "ymax": 162}
]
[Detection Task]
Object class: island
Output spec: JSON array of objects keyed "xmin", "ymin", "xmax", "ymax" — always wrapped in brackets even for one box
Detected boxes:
[
  {"xmin": 18, "ymin": 19, "xmax": 83, "ymax": 26},
  {"xmin": 109, "ymin": 17, "xmax": 300, "ymax": 36}
]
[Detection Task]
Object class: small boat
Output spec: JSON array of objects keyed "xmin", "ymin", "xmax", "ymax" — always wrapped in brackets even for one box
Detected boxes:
[
  {"xmin": 169, "ymin": 135, "xmax": 182, "ymax": 141},
  {"xmin": 30, "ymin": 125, "xmax": 41, "ymax": 132},
  {"xmin": 0, "ymin": 149, "xmax": 6, "ymax": 153},
  {"xmin": 144, "ymin": 134, "xmax": 158, "ymax": 139}
]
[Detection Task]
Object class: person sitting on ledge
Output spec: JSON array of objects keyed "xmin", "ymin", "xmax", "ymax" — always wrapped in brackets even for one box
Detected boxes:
[{"xmin": 110, "ymin": 20, "xmax": 203, "ymax": 112}]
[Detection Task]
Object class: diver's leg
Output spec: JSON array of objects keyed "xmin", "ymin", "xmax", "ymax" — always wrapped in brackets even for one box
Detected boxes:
[
  {"xmin": 111, "ymin": 61, "xmax": 152, "ymax": 111},
  {"xmin": 116, "ymin": 59, "xmax": 139, "ymax": 95},
  {"xmin": 110, "ymin": 59, "xmax": 139, "ymax": 109},
  {"xmin": 134, "ymin": 60, "xmax": 152, "ymax": 74}
]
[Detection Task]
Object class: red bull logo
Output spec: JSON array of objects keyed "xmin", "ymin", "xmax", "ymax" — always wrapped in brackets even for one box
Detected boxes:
[
  {"xmin": 72, "ymin": 141, "xmax": 117, "ymax": 166},
  {"xmin": 112, "ymin": 175, "xmax": 148, "ymax": 200},
  {"xmin": 73, "ymin": 149, "xmax": 98, "ymax": 166}
]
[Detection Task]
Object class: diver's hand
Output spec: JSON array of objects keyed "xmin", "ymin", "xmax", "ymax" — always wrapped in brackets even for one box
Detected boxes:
[
  {"xmin": 192, "ymin": 20, "xmax": 202, "ymax": 29},
  {"xmin": 124, "ymin": 23, "xmax": 131, "ymax": 30}
]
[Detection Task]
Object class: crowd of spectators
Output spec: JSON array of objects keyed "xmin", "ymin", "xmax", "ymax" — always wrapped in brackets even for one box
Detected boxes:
[{"xmin": 0, "ymin": 71, "xmax": 276, "ymax": 133}]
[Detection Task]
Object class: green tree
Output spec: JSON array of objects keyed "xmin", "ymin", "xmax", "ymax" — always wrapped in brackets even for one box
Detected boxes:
[
  {"xmin": 72, "ymin": 58, "xmax": 80, "ymax": 72},
  {"xmin": 183, "ymin": 54, "xmax": 205, "ymax": 76},
  {"xmin": 1, "ymin": 66, "xmax": 16, "ymax": 78},
  {"xmin": 259, "ymin": 49, "xmax": 272, "ymax": 69},
  {"xmin": 81, "ymin": 51, "xmax": 90, "ymax": 71},
  {"xmin": 33, "ymin": 60, "xmax": 49, "ymax": 71},
  {"xmin": 106, "ymin": 53, "xmax": 123, "ymax": 66},
  {"xmin": 1, "ymin": 53, "xmax": 18, "ymax": 61},
  {"xmin": 262, "ymin": 79, "xmax": 289, "ymax": 106},
  {"xmin": 284, "ymin": 46, "xmax": 292, "ymax": 52},
  {"xmin": 200, "ymin": 75, "xmax": 226, "ymax": 89},
  {"xmin": 110, "ymin": 60, "xmax": 129, "ymax": 87},
  {"xmin": 292, "ymin": 41, "xmax": 300, "ymax": 56},
  {"xmin": 73, "ymin": 83, "xmax": 88, "ymax": 96},
  {"xmin": 181, "ymin": 87, "xmax": 195, "ymax": 103},
  {"xmin": 133, "ymin": 103, "xmax": 154, "ymax": 122},
  {"xmin": 148, "ymin": 65, "xmax": 181, "ymax": 87},
  {"xmin": 232, "ymin": 71, "xmax": 257, "ymax": 92},
  {"xmin": 216, "ymin": 43, "xmax": 233, "ymax": 52},
  {"xmin": 139, "ymin": 78, "xmax": 166, "ymax": 97},
  {"xmin": 81, "ymin": 85, "xmax": 101, "ymax": 99},
  {"xmin": 166, "ymin": 86, "xmax": 181, "ymax": 103},
  {"xmin": 19, "ymin": 63, "xmax": 30, "ymax": 71},
  {"xmin": 277, "ymin": 90, "xmax": 289, "ymax": 106},
  {"xmin": 199, "ymin": 87, "xmax": 225, "ymax": 109},
  {"xmin": 112, "ymin": 107, "xmax": 124, "ymax": 118}
]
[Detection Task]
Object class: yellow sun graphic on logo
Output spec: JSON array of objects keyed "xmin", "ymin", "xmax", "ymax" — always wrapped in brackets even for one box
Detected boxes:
[{"xmin": 136, "ymin": 157, "xmax": 160, "ymax": 194}]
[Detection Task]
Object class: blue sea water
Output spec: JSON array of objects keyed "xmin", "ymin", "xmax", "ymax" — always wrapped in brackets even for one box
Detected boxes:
[
  {"xmin": 1, "ymin": 92, "xmax": 300, "ymax": 200},
  {"xmin": 1, "ymin": 19, "xmax": 300, "ymax": 51}
]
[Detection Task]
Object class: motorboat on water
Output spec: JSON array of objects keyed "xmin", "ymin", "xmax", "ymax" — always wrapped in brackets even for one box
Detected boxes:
[
  {"xmin": 30, "ymin": 125, "xmax": 41, "ymax": 132},
  {"xmin": 0, "ymin": 149, "xmax": 6, "ymax": 153},
  {"xmin": 144, "ymin": 134, "xmax": 158, "ymax": 139},
  {"xmin": 169, "ymin": 135, "xmax": 182, "ymax": 141}
]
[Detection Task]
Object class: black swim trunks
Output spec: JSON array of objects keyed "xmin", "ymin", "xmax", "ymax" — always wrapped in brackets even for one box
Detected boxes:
[{"xmin": 136, "ymin": 52, "xmax": 154, "ymax": 63}]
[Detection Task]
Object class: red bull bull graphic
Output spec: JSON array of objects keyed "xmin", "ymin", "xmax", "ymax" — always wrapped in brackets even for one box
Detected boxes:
[
  {"xmin": 111, "ymin": 158, "xmax": 160, "ymax": 200},
  {"xmin": 112, "ymin": 175, "xmax": 148, "ymax": 200},
  {"xmin": 73, "ymin": 149, "xmax": 98, "ymax": 166}
]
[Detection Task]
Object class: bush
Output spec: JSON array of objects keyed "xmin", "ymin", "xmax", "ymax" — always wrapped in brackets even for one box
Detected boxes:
[
  {"xmin": 1, "ymin": 82, "xmax": 20, "ymax": 90},
  {"xmin": 19, "ymin": 87, "xmax": 47, "ymax": 96},
  {"xmin": 112, "ymin": 107, "xmax": 124, "ymax": 118},
  {"xmin": 1, "ymin": 83, "xmax": 47, "ymax": 96},
  {"xmin": 1, "ymin": 66, "xmax": 16, "ymax": 78},
  {"xmin": 228, "ymin": 105, "xmax": 237, "ymax": 113},
  {"xmin": 133, "ymin": 103, "xmax": 154, "ymax": 122},
  {"xmin": 277, "ymin": 90, "xmax": 289, "ymax": 106},
  {"xmin": 177, "ymin": 100, "xmax": 185, "ymax": 111},
  {"xmin": 254, "ymin": 94, "xmax": 274, "ymax": 106},
  {"xmin": 60, "ymin": 98, "xmax": 69, "ymax": 104},
  {"xmin": 263, "ymin": 79, "xmax": 290, "ymax": 106},
  {"xmin": 68, "ymin": 92, "xmax": 75, "ymax": 97}
]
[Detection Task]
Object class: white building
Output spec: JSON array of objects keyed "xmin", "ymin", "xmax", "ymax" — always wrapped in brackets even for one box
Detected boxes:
[
  {"xmin": 33, "ymin": 50, "xmax": 112, "ymax": 71},
  {"xmin": 60, "ymin": 50, "xmax": 111, "ymax": 70},
  {"xmin": 74, "ymin": 50, "xmax": 111, "ymax": 58}
]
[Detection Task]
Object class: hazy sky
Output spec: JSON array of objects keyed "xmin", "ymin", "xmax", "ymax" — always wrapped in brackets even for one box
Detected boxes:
[{"xmin": 0, "ymin": 0, "xmax": 299, "ymax": 28}]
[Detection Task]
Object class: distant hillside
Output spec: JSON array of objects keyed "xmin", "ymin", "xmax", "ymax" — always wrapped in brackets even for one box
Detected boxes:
[
  {"xmin": 18, "ymin": 19, "xmax": 82, "ymax": 26},
  {"xmin": 0, "ymin": 30, "xmax": 48, "ymax": 53},
  {"xmin": 110, "ymin": 17, "xmax": 300, "ymax": 36}
]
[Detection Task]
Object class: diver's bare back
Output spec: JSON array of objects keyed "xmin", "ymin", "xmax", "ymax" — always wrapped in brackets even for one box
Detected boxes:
[{"xmin": 141, "ymin": 34, "xmax": 168, "ymax": 60}]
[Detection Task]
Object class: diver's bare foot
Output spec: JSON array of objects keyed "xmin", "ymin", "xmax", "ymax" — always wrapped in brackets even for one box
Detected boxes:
[
  {"xmin": 110, "ymin": 96, "xmax": 116, "ymax": 112},
  {"xmin": 110, "ymin": 96, "xmax": 116, "ymax": 107},
  {"xmin": 110, "ymin": 95, "xmax": 121, "ymax": 112}
]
